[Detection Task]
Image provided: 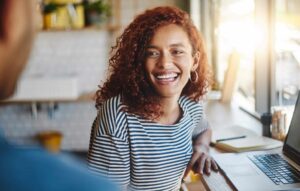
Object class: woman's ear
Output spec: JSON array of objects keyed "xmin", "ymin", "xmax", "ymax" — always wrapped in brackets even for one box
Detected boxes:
[{"xmin": 192, "ymin": 51, "xmax": 200, "ymax": 71}]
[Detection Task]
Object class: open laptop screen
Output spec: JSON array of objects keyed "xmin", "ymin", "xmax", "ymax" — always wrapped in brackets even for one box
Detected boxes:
[{"xmin": 283, "ymin": 91, "xmax": 300, "ymax": 166}]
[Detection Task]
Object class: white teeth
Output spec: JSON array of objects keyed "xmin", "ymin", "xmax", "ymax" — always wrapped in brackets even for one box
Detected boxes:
[{"xmin": 156, "ymin": 73, "xmax": 178, "ymax": 79}]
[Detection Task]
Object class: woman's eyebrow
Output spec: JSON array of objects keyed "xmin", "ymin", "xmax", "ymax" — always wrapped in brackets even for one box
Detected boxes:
[
  {"xmin": 169, "ymin": 43, "xmax": 185, "ymax": 48},
  {"xmin": 147, "ymin": 45, "xmax": 158, "ymax": 49},
  {"xmin": 147, "ymin": 43, "xmax": 186, "ymax": 49}
]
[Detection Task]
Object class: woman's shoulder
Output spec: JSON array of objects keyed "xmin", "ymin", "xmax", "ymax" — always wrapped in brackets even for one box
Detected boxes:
[
  {"xmin": 179, "ymin": 95, "xmax": 204, "ymax": 119},
  {"xmin": 102, "ymin": 94, "xmax": 122, "ymax": 105},
  {"xmin": 179, "ymin": 95, "xmax": 203, "ymax": 110},
  {"xmin": 97, "ymin": 94, "xmax": 126, "ymax": 126},
  {"xmin": 96, "ymin": 94, "xmax": 128, "ymax": 138},
  {"xmin": 99, "ymin": 95, "xmax": 123, "ymax": 113}
]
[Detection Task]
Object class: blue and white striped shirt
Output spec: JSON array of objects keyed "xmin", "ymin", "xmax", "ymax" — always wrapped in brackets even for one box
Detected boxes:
[{"xmin": 88, "ymin": 95, "xmax": 207, "ymax": 191}]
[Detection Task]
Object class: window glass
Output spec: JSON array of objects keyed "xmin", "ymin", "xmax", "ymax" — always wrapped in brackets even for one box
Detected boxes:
[
  {"xmin": 275, "ymin": 0, "xmax": 300, "ymax": 106},
  {"xmin": 217, "ymin": 0, "xmax": 255, "ymax": 110}
]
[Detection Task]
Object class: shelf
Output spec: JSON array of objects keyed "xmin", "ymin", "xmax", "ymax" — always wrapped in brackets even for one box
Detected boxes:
[
  {"xmin": 0, "ymin": 92, "xmax": 95, "ymax": 104},
  {"xmin": 40, "ymin": 0, "xmax": 121, "ymax": 33},
  {"xmin": 39, "ymin": 24, "xmax": 121, "ymax": 33}
]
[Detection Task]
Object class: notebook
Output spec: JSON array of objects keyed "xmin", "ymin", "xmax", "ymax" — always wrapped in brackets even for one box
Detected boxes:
[
  {"xmin": 211, "ymin": 125, "xmax": 283, "ymax": 152},
  {"xmin": 213, "ymin": 92, "xmax": 300, "ymax": 191}
]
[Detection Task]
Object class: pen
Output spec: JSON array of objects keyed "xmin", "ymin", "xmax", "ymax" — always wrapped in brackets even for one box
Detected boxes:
[{"xmin": 216, "ymin": 135, "xmax": 246, "ymax": 142}]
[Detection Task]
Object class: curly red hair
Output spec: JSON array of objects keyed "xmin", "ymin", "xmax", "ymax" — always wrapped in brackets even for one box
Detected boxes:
[{"xmin": 96, "ymin": 6, "xmax": 212, "ymax": 119}]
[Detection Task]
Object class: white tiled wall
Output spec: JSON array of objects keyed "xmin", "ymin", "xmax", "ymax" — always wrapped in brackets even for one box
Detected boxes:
[{"xmin": 23, "ymin": 30, "xmax": 111, "ymax": 95}]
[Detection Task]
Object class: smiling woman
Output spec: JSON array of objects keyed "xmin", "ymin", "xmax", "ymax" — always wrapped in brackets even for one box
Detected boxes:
[{"xmin": 87, "ymin": 6, "xmax": 218, "ymax": 191}]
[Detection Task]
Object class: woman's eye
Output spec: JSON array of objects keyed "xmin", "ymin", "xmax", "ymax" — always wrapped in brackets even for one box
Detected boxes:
[
  {"xmin": 172, "ymin": 50, "xmax": 184, "ymax": 56},
  {"xmin": 146, "ymin": 51, "xmax": 159, "ymax": 58}
]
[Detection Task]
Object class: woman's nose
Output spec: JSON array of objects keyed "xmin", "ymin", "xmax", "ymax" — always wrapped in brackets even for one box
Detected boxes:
[{"xmin": 159, "ymin": 52, "xmax": 172, "ymax": 68}]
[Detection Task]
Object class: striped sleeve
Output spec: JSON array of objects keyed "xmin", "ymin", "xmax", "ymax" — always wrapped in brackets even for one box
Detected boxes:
[
  {"xmin": 192, "ymin": 113, "xmax": 210, "ymax": 138},
  {"xmin": 87, "ymin": 96, "xmax": 130, "ymax": 188}
]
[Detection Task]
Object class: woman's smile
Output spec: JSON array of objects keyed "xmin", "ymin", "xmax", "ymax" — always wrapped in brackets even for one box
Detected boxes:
[{"xmin": 154, "ymin": 72, "xmax": 179, "ymax": 84}]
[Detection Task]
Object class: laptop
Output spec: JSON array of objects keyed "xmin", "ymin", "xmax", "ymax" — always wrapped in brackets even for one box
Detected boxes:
[{"xmin": 213, "ymin": 92, "xmax": 300, "ymax": 191}]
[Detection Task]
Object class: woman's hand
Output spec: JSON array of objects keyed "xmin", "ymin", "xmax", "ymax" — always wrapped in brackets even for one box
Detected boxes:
[{"xmin": 184, "ymin": 144, "xmax": 218, "ymax": 178}]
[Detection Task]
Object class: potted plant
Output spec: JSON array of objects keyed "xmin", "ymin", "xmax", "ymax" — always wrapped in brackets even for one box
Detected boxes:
[{"xmin": 84, "ymin": 0, "xmax": 111, "ymax": 27}]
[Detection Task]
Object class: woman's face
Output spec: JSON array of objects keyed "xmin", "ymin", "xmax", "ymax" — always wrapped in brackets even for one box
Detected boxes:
[{"xmin": 144, "ymin": 24, "xmax": 198, "ymax": 100}]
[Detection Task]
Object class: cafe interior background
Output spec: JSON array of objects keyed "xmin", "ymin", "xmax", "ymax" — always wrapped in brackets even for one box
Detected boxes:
[{"xmin": 0, "ymin": 0, "xmax": 299, "ymax": 157}]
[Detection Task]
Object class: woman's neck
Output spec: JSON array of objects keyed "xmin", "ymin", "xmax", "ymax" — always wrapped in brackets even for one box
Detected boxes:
[{"xmin": 156, "ymin": 97, "xmax": 182, "ymax": 125}]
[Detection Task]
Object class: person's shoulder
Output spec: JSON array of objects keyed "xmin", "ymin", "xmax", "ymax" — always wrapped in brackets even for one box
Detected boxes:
[
  {"xmin": 99, "ymin": 95, "xmax": 124, "ymax": 115},
  {"xmin": 96, "ymin": 94, "xmax": 128, "ymax": 137},
  {"xmin": 0, "ymin": 145, "xmax": 120, "ymax": 191},
  {"xmin": 179, "ymin": 96, "xmax": 205, "ymax": 132},
  {"xmin": 179, "ymin": 95, "xmax": 203, "ymax": 109},
  {"xmin": 179, "ymin": 96, "xmax": 204, "ymax": 119},
  {"xmin": 101, "ymin": 95, "xmax": 122, "ymax": 108}
]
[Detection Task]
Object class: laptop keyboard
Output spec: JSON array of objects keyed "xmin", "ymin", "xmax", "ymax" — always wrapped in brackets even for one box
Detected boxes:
[{"xmin": 249, "ymin": 154, "xmax": 300, "ymax": 185}]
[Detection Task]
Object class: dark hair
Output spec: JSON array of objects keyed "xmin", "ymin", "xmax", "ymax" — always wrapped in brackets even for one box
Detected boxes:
[
  {"xmin": 96, "ymin": 6, "xmax": 212, "ymax": 119},
  {"xmin": 0, "ymin": 0, "xmax": 8, "ymax": 38}
]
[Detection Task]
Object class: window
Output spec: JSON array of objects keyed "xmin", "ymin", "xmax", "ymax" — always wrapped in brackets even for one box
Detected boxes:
[
  {"xmin": 192, "ymin": 0, "xmax": 299, "ymax": 115},
  {"xmin": 217, "ymin": 0, "xmax": 256, "ymax": 111},
  {"xmin": 274, "ymin": 0, "xmax": 300, "ymax": 106}
]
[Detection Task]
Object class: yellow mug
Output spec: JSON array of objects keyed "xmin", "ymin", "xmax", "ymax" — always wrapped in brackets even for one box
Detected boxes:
[{"xmin": 36, "ymin": 130, "xmax": 62, "ymax": 153}]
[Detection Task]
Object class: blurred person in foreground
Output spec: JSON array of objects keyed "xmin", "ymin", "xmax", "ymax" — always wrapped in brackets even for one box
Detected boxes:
[
  {"xmin": 0, "ymin": 1, "xmax": 119, "ymax": 190},
  {"xmin": 88, "ymin": 6, "xmax": 218, "ymax": 190}
]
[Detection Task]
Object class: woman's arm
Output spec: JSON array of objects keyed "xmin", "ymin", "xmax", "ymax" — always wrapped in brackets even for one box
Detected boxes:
[
  {"xmin": 192, "ymin": 128, "xmax": 218, "ymax": 173},
  {"xmin": 184, "ymin": 122, "xmax": 218, "ymax": 178}
]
